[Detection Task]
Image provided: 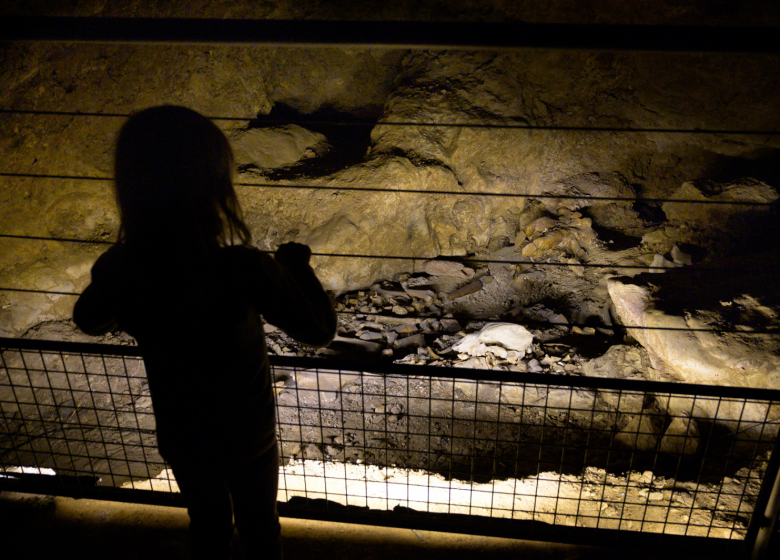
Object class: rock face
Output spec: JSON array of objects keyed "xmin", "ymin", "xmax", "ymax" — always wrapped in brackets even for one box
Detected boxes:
[
  {"xmin": 607, "ymin": 255, "xmax": 780, "ymax": 437},
  {"xmin": 229, "ymin": 125, "xmax": 329, "ymax": 170},
  {"xmin": 3, "ymin": 16, "xmax": 780, "ymax": 336}
]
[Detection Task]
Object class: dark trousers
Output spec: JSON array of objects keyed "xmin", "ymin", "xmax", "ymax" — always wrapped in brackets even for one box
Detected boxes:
[{"xmin": 169, "ymin": 444, "xmax": 282, "ymax": 560}]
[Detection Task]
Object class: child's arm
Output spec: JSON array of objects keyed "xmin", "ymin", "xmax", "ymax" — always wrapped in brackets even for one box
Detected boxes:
[{"xmin": 250, "ymin": 243, "xmax": 337, "ymax": 347}]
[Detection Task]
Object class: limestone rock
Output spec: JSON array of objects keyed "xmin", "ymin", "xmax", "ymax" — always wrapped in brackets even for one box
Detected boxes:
[
  {"xmin": 542, "ymin": 172, "xmax": 641, "ymax": 234},
  {"xmin": 452, "ymin": 323, "xmax": 534, "ymax": 358},
  {"xmin": 670, "ymin": 245, "xmax": 692, "ymax": 266},
  {"xmin": 614, "ymin": 415, "xmax": 660, "ymax": 451},
  {"xmin": 509, "ymin": 270, "xmax": 546, "ymax": 293},
  {"xmin": 598, "ymin": 390, "xmax": 645, "ymax": 414},
  {"xmin": 659, "ymin": 417, "xmax": 699, "ymax": 455},
  {"xmin": 228, "ymin": 125, "xmax": 329, "ymax": 169},
  {"xmin": 45, "ymin": 191, "xmax": 119, "ymax": 242},
  {"xmin": 662, "ymin": 179, "xmax": 778, "ymax": 231},
  {"xmin": 607, "ymin": 256, "xmax": 780, "ymax": 437},
  {"xmin": 515, "ymin": 212, "xmax": 596, "ymax": 261},
  {"xmin": 5, "ymin": 43, "xmax": 780, "ymax": 335},
  {"xmin": 420, "ymin": 260, "xmax": 473, "ymax": 278},
  {"xmin": 583, "ymin": 344, "xmax": 652, "ymax": 380}
]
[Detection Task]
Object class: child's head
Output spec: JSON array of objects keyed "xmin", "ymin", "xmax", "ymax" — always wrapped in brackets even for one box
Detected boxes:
[{"xmin": 114, "ymin": 105, "xmax": 251, "ymax": 251}]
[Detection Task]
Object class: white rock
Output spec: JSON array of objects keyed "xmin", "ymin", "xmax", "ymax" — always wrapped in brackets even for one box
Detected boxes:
[
  {"xmin": 451, "ymin": 323, "xmax": 534, "ymax": 357},
  {"xmin": 649, "ymin": 254, "xmax": 675, "ymax": 273},
  {"xmin": 527, "ymin": 359, "xmax": 543, "ymax": 373},
  {"xmin": 670, "ymin": 244, "xmax": 692, "ymax": 266}
]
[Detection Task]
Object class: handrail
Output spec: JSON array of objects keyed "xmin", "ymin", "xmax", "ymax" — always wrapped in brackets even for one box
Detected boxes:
[{"xmin": 2, "ymin": 17, "xmax": 780, "ymax": 54}]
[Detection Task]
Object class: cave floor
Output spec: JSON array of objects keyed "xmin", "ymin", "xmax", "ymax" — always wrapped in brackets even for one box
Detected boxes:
[{"xmin": 0, "ymin": 490, "xmax": 735, "ymax": 560}]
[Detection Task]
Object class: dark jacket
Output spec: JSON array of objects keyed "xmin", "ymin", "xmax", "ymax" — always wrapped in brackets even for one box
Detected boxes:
[{"xmin": 73, "ymin": 243, "xmax": 336, "ymax": 467}]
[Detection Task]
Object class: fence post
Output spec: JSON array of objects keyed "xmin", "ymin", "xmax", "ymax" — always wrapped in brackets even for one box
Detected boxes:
[{"xmin": 746, "ymin": 445, "xmax": 780, "ymax": 560}]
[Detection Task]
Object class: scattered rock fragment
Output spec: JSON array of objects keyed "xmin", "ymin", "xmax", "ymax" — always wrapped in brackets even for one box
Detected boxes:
[
  {"xmin": 649, "ymin": 254, "xmax": 676, "ymax": 273},
  {"xmin": 332, "ymin": 335, "xmax": 384, "ymax": 353},
  {"xmin": 670, "ymin": 245, "xmax": 692, "ymax": 266},
  {"xmin": 420, "ymin": 260, "xmax": 475, "ymax": 278},
  {"xmin": 527, "ymin": 359, "xmax": 543, "ymax": 372},
  {"xmin": 371, "ymin": 284, "xmax": 409, "ymax": 300},
  {"xmin": 439, "ymin": 318, "xmax": 461, "ymax": 333},
  {"xmin": 393, "ymin": 333, "xmax": 426, "ymax": 349},
  {"xmin": 446, "ymin": 276, "xmax": 492, "ymax": 301},
  {"xmin": 401, "ymin": 282, "xmax": 436, "ymax": 304},
  {"xmin": 358, "ymin": 331, "xmax": 384, "ymax": 341}
]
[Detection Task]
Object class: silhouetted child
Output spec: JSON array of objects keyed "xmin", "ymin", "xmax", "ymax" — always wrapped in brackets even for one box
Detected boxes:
[{"xmin": 74, "ymin": 105, "xmax": 336, "ymax": 560}]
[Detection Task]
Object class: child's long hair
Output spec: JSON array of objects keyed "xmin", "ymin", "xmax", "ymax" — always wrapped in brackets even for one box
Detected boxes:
[{"xmin": 114, "ymin": 105, "xmax": 251, "ymax": 255}]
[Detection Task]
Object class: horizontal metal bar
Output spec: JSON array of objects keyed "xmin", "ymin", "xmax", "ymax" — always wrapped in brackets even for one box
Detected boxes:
[
  {"xmin": 0, "ymin": 476, "xmax": 748, "ymax": 556},
  {"xmin": 4, "ymin": 172, "xmax": 777, "ymax": 205},
  {"xmin": 275, "ymin": 501, "xmax": 747, "ymax": 556},
  {"xmin": 3, "ymin": 337, "xmax": 780, "ymax": 400},
  {"xmin": 0, "ymin": 477, "xmax": 183, "ymax": 507},
  {"xmin": 0, "ymin": 337, "xmax": 143, "ymax": 357},
  {"xmin": 2, "ymin": 17, "xmax": 780, "ymax": 54}
]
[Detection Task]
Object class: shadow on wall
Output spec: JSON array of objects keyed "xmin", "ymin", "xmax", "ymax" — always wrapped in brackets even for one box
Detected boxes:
[{"xmin": 704, "ymin": 148, "xmax": 780, "ymax": 186}]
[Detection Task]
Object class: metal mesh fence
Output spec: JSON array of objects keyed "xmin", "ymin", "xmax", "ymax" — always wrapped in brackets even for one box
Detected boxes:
[{"xmin": 1, "ymin": 337, "xmax": 779, "ymax": 550}]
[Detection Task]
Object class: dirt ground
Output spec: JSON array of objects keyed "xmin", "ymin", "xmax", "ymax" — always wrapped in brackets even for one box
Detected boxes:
[{"xmin": 0, "ymin": 491, "xmax": 749, "ymax": 560}]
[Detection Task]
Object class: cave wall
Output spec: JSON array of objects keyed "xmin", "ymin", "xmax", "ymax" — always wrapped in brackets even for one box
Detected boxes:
[{"xmin": 2, "ymin": 8, "xmax": 780, "ymax": 338}]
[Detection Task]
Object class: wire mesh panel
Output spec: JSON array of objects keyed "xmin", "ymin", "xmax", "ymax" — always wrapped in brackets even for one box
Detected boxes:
[
  {"xmin": 272, "ymin": 364, "xmax": 779, "ymax": 540},
  {"xmin": 1, "ymin": 337, "xmax": 779, "ymax": 547},
  {"xmin": 0, "ymin": 340, "xmax": 176, "ymax": 500}
]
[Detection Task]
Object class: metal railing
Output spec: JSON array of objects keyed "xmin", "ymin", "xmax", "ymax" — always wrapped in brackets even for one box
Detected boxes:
[{"xmin": 1, "ymin": 336, "xmax": 779, "ymax": 556}]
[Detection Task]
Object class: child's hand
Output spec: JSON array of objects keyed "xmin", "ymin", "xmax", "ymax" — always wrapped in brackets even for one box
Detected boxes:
[{"xmin": 275, "ymin": 242, "xmax": 312, "ymax": 266}]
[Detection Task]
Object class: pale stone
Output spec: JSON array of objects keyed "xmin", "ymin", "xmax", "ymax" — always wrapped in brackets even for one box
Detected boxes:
[
  {"xmin": 544, "ymin": 389, "xmax": 596, "ymax": 410},
  {"xmin": 420, "ymin": 260, "xmax": 471, "ymax": 278},
  {"xmin": 229, "ymin": 125, "xmax": 328, "ymax": 169},
  {"xmin": 641, "ymin": 229, "xmax": 669, "ymax": 246},
  {"xmin": 453, "ymin": 357, "xmax": 489, "ymax": 370},
  {"xmin": 597, "ymin": 390, "xmax": 645, "ymax": 414},
  {"xmin": 521, "ymin": 241, "xmax": 539, "ymax": 257},
  {"xmin": 525, "ymin": 216, "xmax": 556, "ymax": 236},
  {"xmin": 670, "ymin": 244, "xmax": 693, "ymax": 266},
  {"xmin": 649, "ymin": 254, "xmax": 675, "ymax": 273}
]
